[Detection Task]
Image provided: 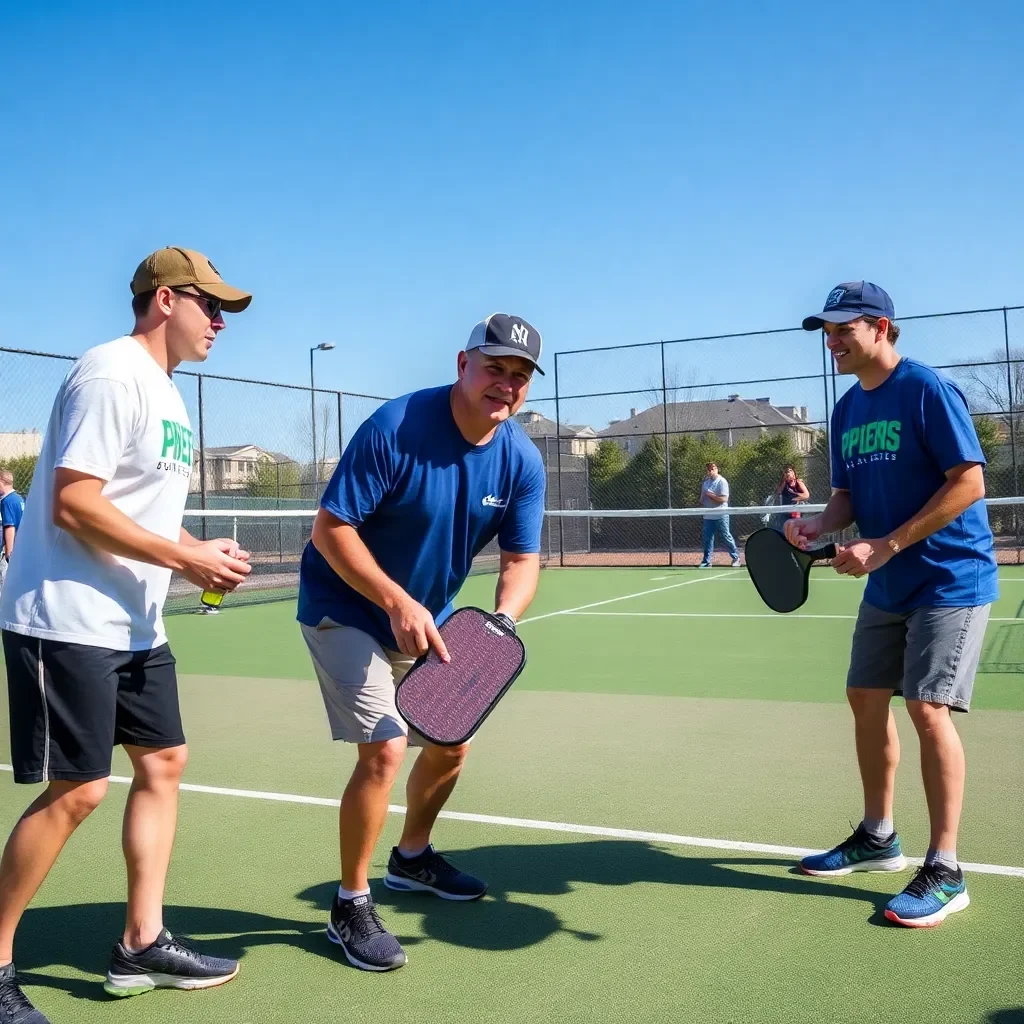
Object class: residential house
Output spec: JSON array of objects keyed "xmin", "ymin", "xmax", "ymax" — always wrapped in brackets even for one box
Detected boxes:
[
  {"xmin": 598, "ymin": 396, "xmax": 816, "ymax": 454},
  {"xmin": 0, "ymin": 429, "xmax": 43, "ymax": 460},
  {"xmin": 192, "ymin": 445, "xmax": 299, "ymax": 493}
]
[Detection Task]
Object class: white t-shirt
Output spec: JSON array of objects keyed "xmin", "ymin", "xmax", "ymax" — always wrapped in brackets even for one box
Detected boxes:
[{"xmin": 0, "ymin": 337, "xmax": 194, "ymax": 650}]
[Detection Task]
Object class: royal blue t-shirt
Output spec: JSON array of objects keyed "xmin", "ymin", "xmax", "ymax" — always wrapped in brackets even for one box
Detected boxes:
[
  {"xmin": 297, "ymin": 385, "xmax": 547, "ymax": 648},
  {"xmin": 830, "ymin": 358, "xmax": 998, "ymax": 613},
  {"xmin": 0, "ymin": 491, "xmax": 24, "ymax": 533}
]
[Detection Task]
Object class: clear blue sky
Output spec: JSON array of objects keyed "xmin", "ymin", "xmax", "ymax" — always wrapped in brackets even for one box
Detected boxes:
[{"xmin": 2, "ymin": 0, "xmax": 1022, "ymax": 432}]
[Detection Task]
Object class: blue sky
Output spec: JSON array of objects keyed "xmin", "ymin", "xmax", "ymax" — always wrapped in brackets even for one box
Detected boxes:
[{"xmin": 2, "ymin": 0, "xmax": 1022, "ymax": 434}]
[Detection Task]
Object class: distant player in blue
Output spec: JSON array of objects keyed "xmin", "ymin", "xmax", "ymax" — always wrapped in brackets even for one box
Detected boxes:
[
  {"xmin": 0, "ymin": 470, "xmax": 25, "ymax": 597},
  {"xmin": 298, "ymin": 314, "xmax": 546, "ymax": 971},
  {"xmin": 788, "ymin": 282, "xmax": 997, "ymax": 928}
]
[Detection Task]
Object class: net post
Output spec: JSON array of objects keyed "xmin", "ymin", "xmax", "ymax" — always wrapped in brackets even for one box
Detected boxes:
[
  {"xmin": 661, "ymin": 341, "xmax": 673, "ymax": 566},
  {"xmin": 196, "ymin": 373, "xmax": 208, "ymax": 540},
  {"xmin": 554, "ymin": 352, "xmax": 565, "ymax": 567},
  {"xmin": 1003, "ymin": 307, "xmax": 1019, "ymax": 559}
]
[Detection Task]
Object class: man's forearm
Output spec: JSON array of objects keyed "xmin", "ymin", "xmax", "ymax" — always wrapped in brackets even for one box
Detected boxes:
[
  {"xmin": 818, "ymin": 489, "xmax": 855, "ymax": 534},
  {"xmin": 55, "ymin": 488, "xmax": 187, "ymax": 571},
  {"xmin": 494, "ymin": 554, "xmax": 540, "ymax": 621},
  {"xmin": 887, "ymin": 466, "xmax": 984, "ymax": 551},
  {"xmin": 2, "ymin": 526, "xmax": 13, "ymax": 559},
  {"xmin": 311, "ymin": 511, "xmax": 408, "ymax": 613}
]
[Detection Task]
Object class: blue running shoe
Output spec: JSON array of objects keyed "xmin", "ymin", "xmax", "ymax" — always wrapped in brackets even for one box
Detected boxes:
[
  {"xmin": 884, "ymin": 863, "xmax": 969, "ymax": 928},
  {"xmin": 385, "ymin": 845, "xmax": 486, "ymax": 900},
  {"xmin": 799, "ymin": 824, "xmax": 907, "ymax": 877}
]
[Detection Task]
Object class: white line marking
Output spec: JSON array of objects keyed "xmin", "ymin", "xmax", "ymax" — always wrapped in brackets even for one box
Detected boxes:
[
  {"xmin": 569, "ymin": 612, "xmax": 858, "ymax": 619},
  {"xmin": 518, "ymin": 572, "xmax": 732, "ymax": 625},
  {"xmin": 1, "ymin": 764, "xmax": 1020, "ymax": 878},
  {"xmin": 649, "ymin": 576, "xmax": 670, "ymax": 580}
]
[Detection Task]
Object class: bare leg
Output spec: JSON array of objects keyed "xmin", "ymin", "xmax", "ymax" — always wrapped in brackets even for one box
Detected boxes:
[
  {"xmin": 905, "ymin": 700, "xmax": 965, "ymax": 853},
  {"xmin": 339, "ymin": 738, "xmax": 406, "ymax": 892},
  {"xmin": 0, "ymin": 779, "xmax": 109, "ymax": 964},
  {"xmin": 847, "ymin": 688, "xmax": 899, "ymax": 823},
  {"xmin": 121, "ymin": 744, "xmax": 189, "ymax": 949},
  {"xmin": 399, "ymin": 743, "xmax": 470, "ymax": 852}
]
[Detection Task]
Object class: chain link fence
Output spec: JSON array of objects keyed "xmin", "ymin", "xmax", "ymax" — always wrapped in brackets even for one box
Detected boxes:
[{"xmin": 0, "ymin": 346, "xmax": 389, "ymax": 513}]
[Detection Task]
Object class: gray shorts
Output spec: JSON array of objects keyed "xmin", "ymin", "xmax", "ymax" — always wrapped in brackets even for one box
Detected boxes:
[
  {"xmin": 300, "ymin": 617, "xmax": 430, "ymax": 745},
  {"xmin": 847, "ymin": 601, "xmax": 992, "ymax": 712}
]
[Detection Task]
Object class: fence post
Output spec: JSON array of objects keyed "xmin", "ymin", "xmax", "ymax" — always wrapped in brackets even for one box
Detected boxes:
[
  {"xmin": 554, "ymin": 352, "xmax": 565, "ymax": 567},
  {"xmin": 661, "ymin": 341, "xmax": 673, "ymax": 566},
  {"xmin": 1002, "ymin": 308, "xmax": 1019, "ymax": 555},
  {"xmin": 337, "ymin": 390, "xmax": 344, "ymax": 464},
  {"xmin": 196, "ymin": 374, "xmax": 208, "ymax": 540}
]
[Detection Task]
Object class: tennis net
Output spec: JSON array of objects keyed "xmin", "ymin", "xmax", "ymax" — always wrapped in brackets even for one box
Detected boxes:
[{"xmin": 166, "ymin": 499, "xmax": 1024, "ymax": 614}]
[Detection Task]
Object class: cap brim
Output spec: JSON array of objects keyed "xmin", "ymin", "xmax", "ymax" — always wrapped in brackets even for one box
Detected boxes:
[
  {"xmin": 474, "ymin": 344, "xmax": 545, "ymax": 375},
  {"xmin": 801, "ymin": 309, "xmax": 863, "ymax": 331},
  {"xmin": 195, "ymin": 280, "xmax": 252, "ymax": 314}
]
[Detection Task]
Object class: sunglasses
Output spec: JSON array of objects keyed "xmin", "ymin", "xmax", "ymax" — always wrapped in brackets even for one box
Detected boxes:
[{"xmin": 172, "ymin": 288, "xmax": 221, "ymax": 320}]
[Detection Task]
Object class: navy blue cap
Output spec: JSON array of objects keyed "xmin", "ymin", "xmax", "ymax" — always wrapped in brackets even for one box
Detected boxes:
[
  {"xmin": 801, "ymin": 281, "xmax": 895, "ymax": 331},
  {"xmin": 466, "ymin": 313, "xmax": 544, "ymax": 375}
]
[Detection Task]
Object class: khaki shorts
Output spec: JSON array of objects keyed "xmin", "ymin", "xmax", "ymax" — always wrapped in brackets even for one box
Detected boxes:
[
  {"xmin": 300, "ymin": 617, "xmax": 430, "ymax": 745},
  {"xmin": 847, "ymin": 601, "xmax": 991, "ymax": 712}
]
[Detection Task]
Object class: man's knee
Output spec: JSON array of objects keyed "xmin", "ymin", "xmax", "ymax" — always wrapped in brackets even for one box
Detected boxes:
[
  {"xmin": 424, "ymin": 742, "xmax": 471, "ymax": 771},
  {"xmin": 356, "ymin": 738, "xmax": 406, "ymax": 785},
  {"xmin": 905, "ymin": 699, "xmax": 951, "ymax": 736},
  {"xmin": 847, "ymin": 686, "xmax": 892, "ymax": 720},
  {"xmin": 47, "ymin": 778, "xmax": 109, "ymax": 824},
  {"xmin": 131, "ymin": 744, "xmax": 189, "ymax": 785}
]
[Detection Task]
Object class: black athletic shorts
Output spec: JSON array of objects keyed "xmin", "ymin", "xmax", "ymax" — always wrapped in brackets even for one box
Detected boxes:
[{"xmin": 2, "ymin": 630, "xmax": 186, "ymax": 784}]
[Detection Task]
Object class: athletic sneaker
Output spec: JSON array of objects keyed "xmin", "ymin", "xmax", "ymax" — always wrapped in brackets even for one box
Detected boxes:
[
  {"xmin": 385, "ymin": 845, "xmax": 487, "ymax": 900},
  {"xmin": 731, "ymin": 558, "xmax": 741, "ymax": 567},
  {"xmin": 326, "ymin": 893, "xmax": 407, "ymax": 971},
  {"xmin": 799, "ymin": 824, "xmax": 907, "ymax": 876},
  {"xmin": 698, "ymin": 562, "xmax": 711, "ymax": 568},
  {"xmin": 0, "ymin": 964, "xmax": 49, "ymax": 1024},
  {"xmin": 103, "ymin": 929, "xmax": 239, "ymax": 997},
  {"xmin": 884, "ymin": 863, "xmax": 969, "ymax": 928}
]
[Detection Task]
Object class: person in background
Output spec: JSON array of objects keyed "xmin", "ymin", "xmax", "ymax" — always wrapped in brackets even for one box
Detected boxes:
[
  {"xmin": 0, "ymin": 471, "xmax": 25, "ymax": 597},
  {"xmin": 699, "ymin": 462, "xmax": 740, "ymax": 568},
  {"xmin": 774, "ymin": 463, "xmax": 809, "ymax": 530}
]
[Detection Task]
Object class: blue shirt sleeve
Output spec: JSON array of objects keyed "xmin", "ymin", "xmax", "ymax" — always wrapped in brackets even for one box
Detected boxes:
[
  {"xmin": 921, "ymin": 377, "xmax": 986, "ymax": 473},
  {"xmin": 830, "ymin": 409, "xmax": 849, "ymax": 490},
  {"xmin": 0, "ymin": 494, "xmax": 22, "ymax": 530},
  {"xmin": 320, "ymin": 418, "xmax": 394, "ymax": 527},
  {"xmin": 498, "ymin": 452, "xmax": 546, "ymax": 554}
]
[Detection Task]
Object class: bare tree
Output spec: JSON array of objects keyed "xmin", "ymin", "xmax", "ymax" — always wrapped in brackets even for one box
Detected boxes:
[
  {"xmin": 640, "ymin": 366, "xmax": 720, "ymax": 434},
  {"xmin": 948, "ymin": 347, "xmax": 1024, "ymax": 433}
]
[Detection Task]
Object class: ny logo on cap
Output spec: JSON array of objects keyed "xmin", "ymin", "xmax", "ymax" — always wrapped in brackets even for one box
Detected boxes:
[
  {"xmin": 510, "ymin": 322, "xmax": 530, "ymax": 347},
  {"xmin": 826, "ymin": 287, "xmax": 846, "ymax": 309}
]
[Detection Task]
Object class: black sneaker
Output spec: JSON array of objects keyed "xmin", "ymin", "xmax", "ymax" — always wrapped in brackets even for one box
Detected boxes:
[
  {"xmin": 103, "ymin": 929, "xmax": 239, "ymax": 997},
  {"xmin": 385, "ymin": 845, "xmax": 487, "ymax": 900},
  {"xmin": 326, "ymin": 893, "xmax": 407, "ymax": 971},
  {"xmin": 0, "ymin": 965, "xmax": 49, "ymax": 1024}
]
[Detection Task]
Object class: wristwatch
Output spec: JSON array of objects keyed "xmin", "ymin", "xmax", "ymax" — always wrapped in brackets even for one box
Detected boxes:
[{"xmin": 887, "ymin": 537, "xmax": 901, "ymax": 555}]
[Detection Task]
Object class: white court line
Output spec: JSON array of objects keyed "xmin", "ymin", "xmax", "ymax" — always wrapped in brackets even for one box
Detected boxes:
[
  {"xmin": 517, "ymin": 571, "xmax": 733, "ymax": 625},
  {"xmin": 649, "ymin": 576, "xmax": 670, "ymax": 580},
  {"xmin": 566, "ymin": 612, "xmax": 1024, "ymax": 623},
  {"xmin": 1, "ymin": 764, "xmax": 1019, "ymax": 878}
]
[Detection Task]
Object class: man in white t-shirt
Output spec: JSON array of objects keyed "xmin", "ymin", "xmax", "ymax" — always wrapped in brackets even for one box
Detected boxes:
[
  {"xmin": 0, "ymin": 248, "xmax": 253, "ymax": 1022},
  {"xmin": 698, "ymin": 461, "xmax": 740, "ymax": 567}
]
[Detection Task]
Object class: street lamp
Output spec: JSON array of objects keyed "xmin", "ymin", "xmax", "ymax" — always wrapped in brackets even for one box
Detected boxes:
[{"xmin": 310, "ymin": 343, "xmax": 336, "ymax": 493}]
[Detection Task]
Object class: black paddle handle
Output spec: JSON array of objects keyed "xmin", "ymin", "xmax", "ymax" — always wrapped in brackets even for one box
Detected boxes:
[{"xmin": 810, "ymin": 543, "xmax": 837, "ymax": 562}]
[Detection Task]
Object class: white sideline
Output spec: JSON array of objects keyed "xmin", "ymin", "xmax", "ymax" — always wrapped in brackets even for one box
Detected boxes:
[
  {"xmin": 1, "ymin": 764, "xmax": 1020, "ymax": 878},
  {"xmin": 516, "ymin": 571, "xmax": 733, "ymax": 624}
]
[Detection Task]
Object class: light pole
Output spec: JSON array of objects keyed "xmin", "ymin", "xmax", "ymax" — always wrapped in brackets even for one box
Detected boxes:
[{"xmin": 310, "ymin": 343, "xmax": 335, "ymax": 494}]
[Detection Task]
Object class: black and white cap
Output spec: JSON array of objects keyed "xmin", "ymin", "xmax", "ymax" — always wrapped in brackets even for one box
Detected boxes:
[{"xmin": 465, "ymin": 313, "xmax": 544, "ymax": 375}]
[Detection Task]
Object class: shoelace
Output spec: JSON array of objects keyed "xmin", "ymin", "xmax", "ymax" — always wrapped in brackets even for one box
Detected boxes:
[
  {"xmin": 348, "ymin": 902, "xmax": 388, "ymax": 941},
  {"xmin": 159, "ymin": 933, "xmax": 203, "ymax": 962},
  {"xmin": 902, "ymin": 865, "xmax": 948, "ymax": 899},
  {"xmin": 0, "ymin": 976, "xmax": 34, "ymax": 1017}
]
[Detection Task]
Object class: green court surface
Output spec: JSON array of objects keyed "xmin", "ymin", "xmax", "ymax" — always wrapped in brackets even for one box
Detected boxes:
[{"xmin": 2, "ymin": 566, "xmax": 1023, "ymax": 1023}]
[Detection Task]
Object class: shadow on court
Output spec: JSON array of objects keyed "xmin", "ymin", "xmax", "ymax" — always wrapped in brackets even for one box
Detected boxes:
[
  {"xmin": 298, "ymin": 838, "xmax": 892, "ymax": 952},
  {"xmin": 988, "ymin": 1012, "xmax": 1024, "ymax": 1024},
  {"xmin": 14, "ymin": 902, "xmax": 329, "ymax": 1002}
]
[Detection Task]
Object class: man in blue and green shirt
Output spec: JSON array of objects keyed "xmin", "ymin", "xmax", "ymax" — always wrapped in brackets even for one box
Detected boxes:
[{"xmin": 786, "ymin": 281, "xmax": 997, "ymax": 928}]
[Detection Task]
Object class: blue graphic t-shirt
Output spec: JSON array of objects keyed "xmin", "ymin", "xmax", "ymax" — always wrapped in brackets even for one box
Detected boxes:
[
  {"xmin": 298, "ymin": 385, "xmax": 546, "ymax": 648},
  {"xmin": 830, "ymin": 358, "xmax": 997, "ymax": 612}
]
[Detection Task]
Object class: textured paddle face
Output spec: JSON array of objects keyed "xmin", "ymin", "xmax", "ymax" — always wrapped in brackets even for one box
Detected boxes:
[
  {"xmin": 744, "ymin": 528, "xmax": 837, "ymax": 613},
  {"xmin": 396, "ymin": 607, "xmax": 526, "ymax": 746}
]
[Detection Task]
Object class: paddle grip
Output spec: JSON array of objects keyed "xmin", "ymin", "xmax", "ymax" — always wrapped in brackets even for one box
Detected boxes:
[{"xmin": 812, "ymin": 544, "xmax": 837, "ymax": 562}]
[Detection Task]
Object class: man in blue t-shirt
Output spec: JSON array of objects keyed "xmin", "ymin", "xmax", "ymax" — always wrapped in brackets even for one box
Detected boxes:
[
  {"xmin": 0, "ymin": 470, "xmax": 25, "ymax": 597},
  {"xmin": 297, "ymin": 313, "xmax": 546, "ymax": 971},
  {"xmin": 787, "ymin": 282, "xmax": 997, "ymax": 928}
]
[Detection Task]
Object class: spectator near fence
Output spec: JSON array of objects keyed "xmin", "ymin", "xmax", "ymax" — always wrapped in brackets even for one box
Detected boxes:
[
  {"xmin": 0, "ymin": 470, "xmax": 25, "ymax": 596},
  {"xmin": 699, "ymin": 462, "xmax": 740, "ymax": 567},
  {"xmin": 774, "ymin": 463, "xmax": 809, "ymax": 530}
]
